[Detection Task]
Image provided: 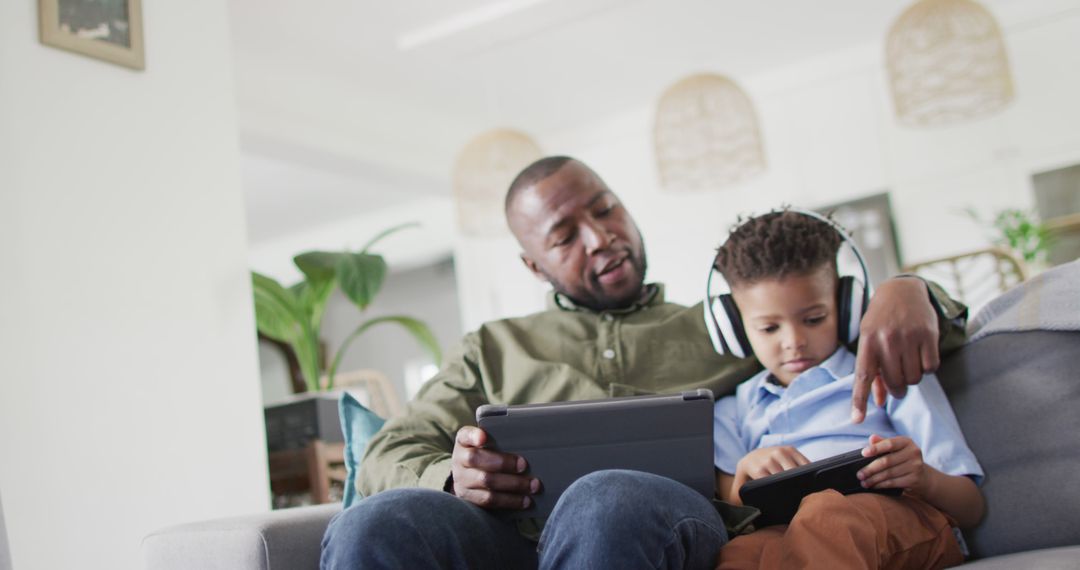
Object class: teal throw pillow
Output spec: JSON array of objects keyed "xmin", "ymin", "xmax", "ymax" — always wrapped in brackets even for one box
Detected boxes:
[{"xmin": 338, "ymin": 392, "xmax": 386, "ymax": 508}]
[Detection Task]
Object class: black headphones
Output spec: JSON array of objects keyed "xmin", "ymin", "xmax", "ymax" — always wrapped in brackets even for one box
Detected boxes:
[{"xmin": 703, "ymin": 208, "xmax": 872, "ymax": 358}]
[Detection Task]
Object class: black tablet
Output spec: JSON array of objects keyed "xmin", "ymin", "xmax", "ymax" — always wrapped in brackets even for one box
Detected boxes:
[
  {"xmin": 476, "ymin": 390, "xmax": 715, "ymax": 519},
  {"xmin": 738, "ymin": 448, "xmax": 902, "ymax": 527}
]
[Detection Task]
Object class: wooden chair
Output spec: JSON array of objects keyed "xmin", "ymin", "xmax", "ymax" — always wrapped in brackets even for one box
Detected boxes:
[
  {"xmin": 266, "ymin": 439, "xmax": 345, "ymax": 505},
  {"xmin": 306, "ymin": 439, "xmax": 347, "ymax": 505},
  {"xmin": 902, "ymin": 247, "xmax": 1028, "ymax": 313}
]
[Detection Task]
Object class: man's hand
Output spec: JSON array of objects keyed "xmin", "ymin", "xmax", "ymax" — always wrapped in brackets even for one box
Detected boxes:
[
  {"xmin": 731, "ymin": 446, "xmax": 810, "ymax": 502},
  {"xmin": 852, "ymin": 276, "xmax": 940, "ymax": 423},
  {"xmin": 857, "ymin": 434, "xmax": 930, "ymax": 494},
  {"xmin": 450, "ymin": 426, "xmax": 540, "ymax": 510}
]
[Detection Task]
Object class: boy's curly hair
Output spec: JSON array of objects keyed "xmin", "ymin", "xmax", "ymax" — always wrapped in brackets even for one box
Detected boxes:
[{"xmin": 714, "ymin": 209, "xmax": 844, "ymax": 288}]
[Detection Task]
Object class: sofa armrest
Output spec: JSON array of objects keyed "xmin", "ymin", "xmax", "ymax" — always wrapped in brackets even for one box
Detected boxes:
[
  {"xmin": 142, "ymin": 503, "xmax": 340, "ymax": 570},
  {"xmin": 0, "ymin": 492, "xmax": 11, "ymax": 570}
]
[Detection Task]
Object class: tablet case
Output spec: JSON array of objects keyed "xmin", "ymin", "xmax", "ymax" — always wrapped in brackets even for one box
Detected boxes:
[
  {"xmin": 476, "ymin": 390, "xmax": 715, "ymax": 519},
  {"xmin": 738, "ymin": 448, "xmax": 903, "ymax": 527}
]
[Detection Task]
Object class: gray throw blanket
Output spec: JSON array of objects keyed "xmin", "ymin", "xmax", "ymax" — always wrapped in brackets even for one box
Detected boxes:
[{"xmin": 968, "ymin": 258, "xmax": 1080, "ymax": 342}]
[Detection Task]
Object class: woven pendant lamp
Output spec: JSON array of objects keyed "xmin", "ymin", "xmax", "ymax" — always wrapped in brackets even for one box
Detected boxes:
[
  {"xmin": 654, "ymin": 73, "xmax": 766, "ymax": 193},
  {"xmin": 886, "ymin": 0, "xmax": 1015, "ymax": 127},
  {"xmin": 452, "ymin": 129, "xmax": 543, "ymax": 237}
]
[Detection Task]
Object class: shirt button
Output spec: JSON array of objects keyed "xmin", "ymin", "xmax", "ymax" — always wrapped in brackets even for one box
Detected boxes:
[{"xmin": 602, "ymin": 349, "xmax": 615, "ymax": 359}]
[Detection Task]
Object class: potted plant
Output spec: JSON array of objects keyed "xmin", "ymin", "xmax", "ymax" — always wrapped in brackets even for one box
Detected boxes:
[
  {"xmin": 964, "ymin": 207, "xmax": 1052, "ymax": 271},
  {"xmin": 252, "ymin": 223, "xmax": 441, "ymax": 451}
]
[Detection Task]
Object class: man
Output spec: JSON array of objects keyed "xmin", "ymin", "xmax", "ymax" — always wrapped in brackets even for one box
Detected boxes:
[{"xmin": 320, "ymin": 157, "xmax": 966, "ymax": 569}]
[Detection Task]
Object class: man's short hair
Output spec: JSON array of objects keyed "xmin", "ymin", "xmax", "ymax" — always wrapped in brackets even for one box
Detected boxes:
[
  {"xmin": 713, "ymin": 210, "xmax": 843, "ymax": 288},
  {"xmin": 505, "ymin": 156, "xmax": 576, "ymax": 213}
]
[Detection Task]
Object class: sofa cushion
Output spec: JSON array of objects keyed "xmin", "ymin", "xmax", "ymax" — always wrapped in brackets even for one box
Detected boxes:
[
  {"xmin": 338, "ymin": 392, "xmax": 386, "ymax": 509},
  {"xmin": 936, "ymin": 330, "xmax": 1080, "ymax": 559},
  {"xmin": 0, "ymin": 492, "xmax": 11, "ymax": 570},
  {"xmin": 958, "ymin": 545, "xmax": 1080, "ymax": 569}
]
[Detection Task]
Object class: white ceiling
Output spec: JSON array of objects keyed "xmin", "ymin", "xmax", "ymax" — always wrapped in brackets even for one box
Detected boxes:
[{"xmin": 231, "ymin": 0, "xmax": 1023, "ymax": 244}]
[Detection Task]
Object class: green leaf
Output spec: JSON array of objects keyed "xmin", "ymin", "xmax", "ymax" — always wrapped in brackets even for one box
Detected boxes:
[
  {"xmin": 292, "ymin": 252, "xmax": 340, "ymax": 344},
  {"xmin": 360, "ymin": 222, "xmax": 420, "ymax": 253},
  {"xmin": 294, "ymin": 251, "xmax": 341, "ymax": 284},
  {"xmin": 251, "ymin": 272, "xmax": 304, "ymax": 342},
  {"xmin": 325, "ymin": 315, "xmax": 442, "ymax": 390},
  {"xmin": 968, "ymin": 207, "xmax": 1051, "ymax": 265},
  {"xmin": 290, "ymin": 330, "xmax": 323, "ymax": 393},
  {"xmin": 252, "ymin": 272, "xmax": 324, "ymax": 391},
  {"xmin": 336, "ymin": 252, "xmax": 387, "ymax": 310},
  {"xmin": 292, "ymin": 279, "xmax": 336, "ymax": 332}
]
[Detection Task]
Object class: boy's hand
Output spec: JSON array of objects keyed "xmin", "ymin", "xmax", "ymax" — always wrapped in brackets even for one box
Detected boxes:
[
  {"xmin": 857, "ymin": 434, "xmax": 930, "ymax": 494},
  {"xmin": 733, "ymin": 446, "xmax": 810, "ymax": 499}
]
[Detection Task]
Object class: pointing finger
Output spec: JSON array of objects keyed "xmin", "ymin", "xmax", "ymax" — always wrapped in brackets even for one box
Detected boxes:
[
  {"xmin": 872, "ymin": 376, "xmax": 888, "ymax": 408},
  {"xmin": 851, "ymin": 346, "xmax": 878, "ymax": 423}
]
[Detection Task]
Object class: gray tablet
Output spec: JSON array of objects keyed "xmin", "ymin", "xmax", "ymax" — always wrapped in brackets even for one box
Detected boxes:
[{"xmin": 475, "ymin": 389, "xmax": 715, "ymax": 519}]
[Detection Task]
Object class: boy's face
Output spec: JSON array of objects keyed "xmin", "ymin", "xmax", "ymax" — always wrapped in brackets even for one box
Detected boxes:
[{"xmin": 731, "ymin": 265, "xmax": 840, "ymax": 386}]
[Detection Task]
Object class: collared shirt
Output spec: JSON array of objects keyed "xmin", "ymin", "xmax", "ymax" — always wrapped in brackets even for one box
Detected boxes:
[{"xmin": 713, "ymin": 346, "xmax": 984, "ymax": 484}]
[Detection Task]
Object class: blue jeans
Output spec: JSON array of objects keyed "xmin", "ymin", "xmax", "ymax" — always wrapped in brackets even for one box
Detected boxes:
[{"xmin": 321, "ymin": 469, "xmax": 728, "ymax": 569}]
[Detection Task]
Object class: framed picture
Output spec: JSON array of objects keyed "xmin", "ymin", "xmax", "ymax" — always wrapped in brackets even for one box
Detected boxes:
[
  {"xmin": 39, "ymin": 0, "xmax": 145, "ymax": 70},
  {"xmin": 816, "ymin": 192, "xmax": 904, "ymax": 285}
]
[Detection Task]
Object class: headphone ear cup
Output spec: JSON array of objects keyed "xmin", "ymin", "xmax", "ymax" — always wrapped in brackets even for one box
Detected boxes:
[
  {"xmin": 705, "ymin": 294, "xmax": 752, "ymax": 358},
  {"xmin": 836, "ymin": 276, "xmax": 867, "ymax": 345},
  {"xmin": 703, "ymin": 296, "xmax": 726, "ymax": 355},
  {"xmin": 721, "ymin": 295, "xmax": 754, "ymax": 358}
]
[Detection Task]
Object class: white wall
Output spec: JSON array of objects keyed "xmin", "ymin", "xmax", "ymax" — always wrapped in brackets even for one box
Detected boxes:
[
  {"xmin": 455, "ymin": 0, "xmax": 1080, "ymax": 325},
  {"xmin": 454, "ymin": 236, "xmax": 551, "ymax": 332},
  {"xmin": 248, "ymin": 196, "xmax": 457, "ymax": 285},
  {"xmin": 0, "ymin": 2, "xmax": 270, "ymax": 569}
]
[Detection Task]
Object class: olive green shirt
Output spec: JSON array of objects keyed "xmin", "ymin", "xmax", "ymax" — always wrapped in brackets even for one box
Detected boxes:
[{"xmin": 357, "ymin": 281, "xmax": 967, "ymax": 498}]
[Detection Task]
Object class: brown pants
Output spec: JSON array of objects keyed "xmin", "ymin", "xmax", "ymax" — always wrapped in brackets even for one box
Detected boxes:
[{"xmin": 716, "ymin": 490, "xmax": 964, "ymax": 570}]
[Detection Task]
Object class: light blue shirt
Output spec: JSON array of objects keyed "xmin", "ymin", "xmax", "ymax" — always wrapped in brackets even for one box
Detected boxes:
[{"xmin": 713, "ymin": 346, "xmax": 983, "ymax": 484}]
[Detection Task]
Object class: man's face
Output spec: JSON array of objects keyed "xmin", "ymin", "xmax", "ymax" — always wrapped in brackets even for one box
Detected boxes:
[
  {"xmin": 508, "ymin": 161, "xmax": 647, "ymax": 311},
  {"xmin": 730, "ymin": 266, "xmax": 840, "ymax": 386}
]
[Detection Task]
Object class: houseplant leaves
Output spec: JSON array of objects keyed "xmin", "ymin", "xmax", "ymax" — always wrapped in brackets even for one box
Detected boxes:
[
  {"xmin": 252, "ymin": 271, "xmax": 322, "ymax": 392},
  {"xmin": 250, "ymin": 222, "xmax": 441, "ymax": 393}
]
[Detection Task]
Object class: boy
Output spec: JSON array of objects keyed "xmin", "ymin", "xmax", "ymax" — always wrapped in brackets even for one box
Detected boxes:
[{"xmin": 710, "ymin": 211, "xmax": 984, "ymax": 569}]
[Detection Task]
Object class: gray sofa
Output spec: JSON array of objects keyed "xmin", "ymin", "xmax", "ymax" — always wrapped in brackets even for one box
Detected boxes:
[{"xmin": 142, "ymin": 266, "xmax": 1080, "ymax": 569}]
